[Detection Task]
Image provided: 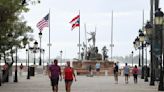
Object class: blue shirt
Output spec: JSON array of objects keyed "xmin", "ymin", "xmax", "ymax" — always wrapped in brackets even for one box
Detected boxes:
[
  {"xmin": 96, "ymin": 63, "xmax": 100, "ymax": 69},
  {"xmin": 124, "ymin": 66, "xmax": 130, "ymax": 74}
]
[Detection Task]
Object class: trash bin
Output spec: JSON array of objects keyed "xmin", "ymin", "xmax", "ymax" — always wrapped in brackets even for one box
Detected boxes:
[
  {"xmin": 30, "ymin": 66, "xmax": 35, "ymax": 76},
  {"xmin": 2, "ymin": 70, "xmax": 9, "ymax": 82}
]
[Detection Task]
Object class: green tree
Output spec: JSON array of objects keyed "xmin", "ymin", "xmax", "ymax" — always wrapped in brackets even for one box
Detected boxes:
[{"xmin": 0, "ymin": 0, "xmax": 39, "ymax": 67}]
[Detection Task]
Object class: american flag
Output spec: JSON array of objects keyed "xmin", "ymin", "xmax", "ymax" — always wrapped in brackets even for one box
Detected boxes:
[
  {"xmin": 69, "ymin": 15, "xmax": 80, "ymax": 30},
  {"xmin": 37, "ymin": 13, "xmax": 49, "ymax": 31}
]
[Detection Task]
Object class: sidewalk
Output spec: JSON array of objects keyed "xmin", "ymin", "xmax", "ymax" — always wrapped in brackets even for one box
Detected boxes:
[{"xmin": 0, "ymin": 74, "xmax": 162, "ymax": 92}]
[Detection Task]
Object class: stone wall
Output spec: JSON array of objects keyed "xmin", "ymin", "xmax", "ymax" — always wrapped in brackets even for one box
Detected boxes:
[
  {"xmin": 72, "ymin": 60, "xmax": 115, "ymax": 76},
  {"xmin": 73, "ymin": 60, "xmax": 114, "ymax": 69}
]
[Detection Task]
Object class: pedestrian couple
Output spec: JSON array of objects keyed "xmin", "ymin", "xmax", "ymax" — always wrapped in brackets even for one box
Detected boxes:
[
  {"xmin": 48, "ymin": 59, "xmax": 76, "ymax": 92},
  {"xmin": 113, "ymin": 63, "xmax": 139, "ymax": 84}
]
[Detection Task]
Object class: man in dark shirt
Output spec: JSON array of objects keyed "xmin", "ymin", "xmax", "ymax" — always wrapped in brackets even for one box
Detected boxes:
[
  {"xmin": 113, "ymin": 63, "xmax": 118, "ymax": 84},
  {"xmin": 48, "ymin": 59, "xmax": 62, "ymax": 92}
]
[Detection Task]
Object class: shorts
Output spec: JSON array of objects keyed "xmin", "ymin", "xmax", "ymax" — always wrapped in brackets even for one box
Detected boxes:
[
  {"xmin": 96, "ymin": 68, "xmax": 100, "ymax": 72},
  {"xmin": 125, "ymin": 74, "xmax": 129, "ymax": 77},
  {"xmin": 65, "ymin": 79, "xmax": 73, "ymax": 83},
  {"xmin": 114, "ymin": 72, "xmax": 118, "ymax": 77},
  {"xmin": 133, "ymin": 74, "xmax": 138, "ymax": 79},
  {"xmin": 50, "ymin": 77, "xmax": 59, "ymax": 86}
]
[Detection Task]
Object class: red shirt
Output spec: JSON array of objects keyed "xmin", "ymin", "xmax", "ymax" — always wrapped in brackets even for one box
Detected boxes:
[
  {"xmin": 132, "ymin": 67, "xmax": 139, "ymax": 74},
  {"xmin": 64, "ymin": 67, "xmax": 73, "ymax": 80}
]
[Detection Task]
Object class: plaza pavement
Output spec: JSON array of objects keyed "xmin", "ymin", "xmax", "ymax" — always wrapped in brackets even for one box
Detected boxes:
[{"xmin": 0, "ymin": 73, "xmax": 162, "ymax": 92}]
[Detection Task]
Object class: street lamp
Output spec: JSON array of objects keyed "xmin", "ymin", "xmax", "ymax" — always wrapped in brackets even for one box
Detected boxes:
[
  {"xmin": 133, "ymin": 41, "xmax": 136, "ymax": 50},
  {"xmin": 33, "ymin": 41, "xmax": 38, "ymax": 65},
  {"xmin": 60, "ymin": 50, "xmax": 63, "ymax": 66},
  {"xmin": 145, "ymin": 21, "xmax": 155, "ymax": 85},
  {"xmin": 131, "ymin": 51, "xmax": 134, "ymax": 67},
  {"xmin": 26, "ymin": 49, "xmax": 28, "ymax": 66},
  {"xmin": 26, "ymin": 37, "xmax": 33, "ymax": 79},
  {"xmin": 155, "ymin": 8, "xmax": 164, "ymax": 25},
  {"xmin": 139, "ymin": 29, "xmax": 145, "ymax": 79},
  {"xmin": 145, "ymin": 22, "xmax": 153, "ymax": 37},
  {"xmin": 9, "ymin": 33, "xmax": 18, "ymax": 82},
  {"xmin": 43, "ymin": 49, "xmax": 45, "ymax": 69},
  {"xmin": 155, "ymin": 8, "xmax": 164, "ymax": 91},
  {"xmin": 144, "ymin": 42, "xmax": 149, "ymax": 82},
  {"xmin": 135, "ymin": 37, "xmax": 141, "ymax": 67},
  {"xmin": 26, "ymin": 49, "xmax": 30, "ymax": 79},
  {"xmin": 14, "ymin": 47, "xmax": 18, "ymax": 82},
  {"xmin": 8, "ymin": 33, "xmax": 18, "ymax": 82},
  {"xmin": 38, "ymin": 32, "xmax": 42, "ymax": 66}
]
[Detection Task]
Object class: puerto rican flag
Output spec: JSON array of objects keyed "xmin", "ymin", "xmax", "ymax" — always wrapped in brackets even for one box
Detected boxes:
[{"xmin": 69, "ymin": 15, "xmax": 80, "ymax": 30}]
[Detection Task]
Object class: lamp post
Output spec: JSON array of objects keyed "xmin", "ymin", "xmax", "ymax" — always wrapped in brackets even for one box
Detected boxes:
[
  {"xmin": 26, "ymin": 49, "xmax": 28, "ymax": 66},
  {"xmin": 0, "ymin": 54, "xmax": 1, "ymax": 86},
  {"xmin": 139, "ymin": 30, "xmax": 145, "ymax": 79},
  {"xmin": 26, "ymin": 37, "xmax": 34, "ymax": 79},
  {"xmin": 60, "ymin": 50, "xmax": 63, "ymax": 66},
  {"xmin": 43, "ymin": 49, "xmax": 45, "ymax": 69},
  {"xmin": 131, "ymin": 51, "xmax": 134, "ymax": 67},
  {"xmin": 33, "ymin": 41, "xmax": 38, "ymax": 65},
  {"xmin": 155, "ymin": 8, "xmax": 164, "ymax": 91},
  {"xmin": 14, "ymin": 47, "xmax": 18, "ymax": 82},
  {"xmin": 145, "ymin": 21, "xmax": 154, "ymax": 85},
  {"xmin": 26, "ymin": 49, "xmax": 30, "ymax": 79},
  {"xmin": 135, "ymin": 37, "xmax": 141, "ymax": 67},
  {"xmin": 144, "ymin": 42, "xmax": 149, "ymax": 82},
  {"xmin": 8, "ymin": 33, "xmax": 18, "ymax": 82},
  {"xmin": 38, "ymin": 32, "xmax": 42, "ymax": 66}
]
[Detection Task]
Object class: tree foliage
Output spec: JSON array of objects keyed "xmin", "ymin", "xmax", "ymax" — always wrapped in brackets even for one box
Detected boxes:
[{"xmin": 0, "ymin": 0, "xmax": 36, "ymax": 64}]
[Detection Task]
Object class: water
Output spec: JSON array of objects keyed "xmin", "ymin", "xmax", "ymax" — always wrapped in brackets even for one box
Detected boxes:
[{"xmin": 0, "ymin": 62, "xmax": 66, "ymax": 66}]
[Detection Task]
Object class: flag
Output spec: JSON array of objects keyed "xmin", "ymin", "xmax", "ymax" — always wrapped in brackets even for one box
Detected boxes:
[
  {"xmin": 37, "ymin": 13, "xmax": 49, "ymax": 31},
  {"xmin": 69, "ymin": 15, "xmax": 80, "ymax": 30}
]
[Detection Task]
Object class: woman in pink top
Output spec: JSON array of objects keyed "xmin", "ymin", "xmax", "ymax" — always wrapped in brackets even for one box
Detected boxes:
[
  {"xmin": 132, "ymin": 65, "xmax": 139, "ymax": 84},
  {"xmin": 63, "ymin": 61, "xmax": 76, "ymax": 92}
]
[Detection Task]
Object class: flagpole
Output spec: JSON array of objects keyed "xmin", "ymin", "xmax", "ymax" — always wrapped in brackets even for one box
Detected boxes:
[
  {"xmin": 84, "ymin": 23, "xmax": 87, "ymax": 60},
  {"xmin": 78, "ymin": 10, "xmax": 81, "ymax": 60},
  {"xmin": 110, "ymin": 11, "xmax": 114, "ymax": 62},
  {"xmin": 48, "ymin": 9, "xmax": 51, "ymax": 64},
  {"xmin": 94, "ymin": 26, "xmax": 96, "ymax": 47}
]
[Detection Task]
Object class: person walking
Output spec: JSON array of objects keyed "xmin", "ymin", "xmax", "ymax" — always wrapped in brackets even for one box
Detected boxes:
[
  {"xmin": 48, "ymin": 59, "xmax": 62, "ymax": 92},
  {"xmin": 113, "ymin": 63, "xmax": 119, "ymax": 84},
  {"xmin": 19, "ymin": 63, "xmax": 24, "ymax": 76},
  {"xmin": 63, "ymin": 61, "xmax": 76, "ymax": 92},
  {"xmin": 123, "ymin": 63, "xmax": 130, "ymax": 84},
  {"xmin": 95, "ymin": 62, "xmax": 100, "ymax": 75},
  {"xmin": 88, "ymin": 65, "xmax": 93, "ymax": 76},
  {"xmin": 132, "ymin": 65, "xmax": 139, "ymax": 84}
]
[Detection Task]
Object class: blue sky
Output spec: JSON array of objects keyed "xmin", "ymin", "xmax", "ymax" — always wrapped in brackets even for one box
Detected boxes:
[{"xmin": 18, "ymin": 0, "xmax": 164, "ymax": 60}]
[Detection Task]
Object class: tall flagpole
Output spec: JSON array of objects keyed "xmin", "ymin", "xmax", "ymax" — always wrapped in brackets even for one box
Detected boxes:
[
  {"xmin": 78, "ymin": 10, "xmax": 81, "ymax": 60},
  {"xmin": 84, "ymin": 23, "xmax": 87, "ymax": 60},
  {"xmin": 94, "ymin": 26, "xmax": 96, "ymax": 47},
  {"xmin": 110, "ymin": 11, "xmax": 114, "ymax": 62},
  {"xmin": 48, "ymin": 9, "xmax": 51, "ymax": 64}
]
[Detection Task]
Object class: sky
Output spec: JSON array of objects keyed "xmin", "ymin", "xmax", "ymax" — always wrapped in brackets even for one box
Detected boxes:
[{"xmin": 18, "ymin": 0, "xmax": 164, "ymax": 61}]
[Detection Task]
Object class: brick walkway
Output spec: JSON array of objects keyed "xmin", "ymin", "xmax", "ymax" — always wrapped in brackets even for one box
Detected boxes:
[{"xmin": 0, "ymin": 73, "xmax": 162, "ymax": 92}]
